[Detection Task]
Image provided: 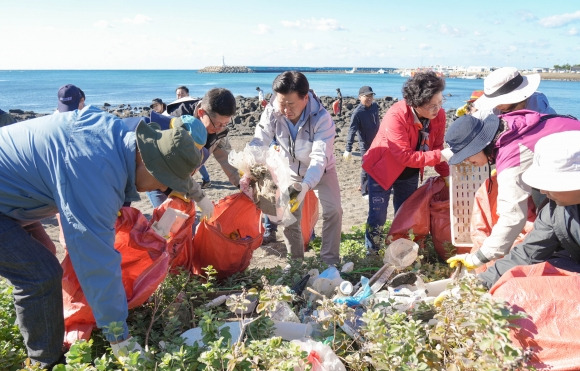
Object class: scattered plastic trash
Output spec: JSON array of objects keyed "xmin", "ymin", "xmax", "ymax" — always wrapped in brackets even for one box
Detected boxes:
[
  {"xmin": 271, "ymin": 301, "xmax": 300, "ymax": 323},
  {"xmin": 384, "ymin": 238, "xmax": 419, "ymax": 269},
  {"xmin": 291, "ymin": 339, "xmax": 347, "ymax": 371},
  {"xmin": 272, "ymin": 321, "xmax": 313, "ymax": 341},
  {"xmin": 340, "ymin": 261, "xmax": 354, "ymax": 273},
  {"xmin": 334, "ymin": 276, "xmax": 372, "ymax": 307}
]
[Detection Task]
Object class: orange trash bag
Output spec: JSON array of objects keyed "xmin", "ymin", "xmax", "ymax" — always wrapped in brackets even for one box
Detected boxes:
[
  {"xmin": 332, "ymin": 100, "xmax": 340, "ymax": 115},
  {"xmin": 149, "ymin": 195, "xmax": 197, "ymax": 271},
  {"xmin": 191, "ymin": 192, "xmax": 263, "ymax": 279},
  {"xmin": 387, "ymin": 176, "xmax": 459, "ymax": 259},
  {"xmin": 61, "ymin": 206, "xmax": 169, "ymax": 346},
  {"xmin": 301, "ymin": 190, "xmax": 319, "ymax": 251},
  {"xmin": 490, "ymin": 262, "xmax": 580, "ymax": 370},
  {"xmin": 470, "ymin": 174, "xmax": 537, "ymax": 273}
]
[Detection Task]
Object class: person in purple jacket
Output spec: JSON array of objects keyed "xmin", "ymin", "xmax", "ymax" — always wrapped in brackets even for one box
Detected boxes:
[{"xmin": 444, "ymin": 111, "xmax": 580, "ymax": 270}]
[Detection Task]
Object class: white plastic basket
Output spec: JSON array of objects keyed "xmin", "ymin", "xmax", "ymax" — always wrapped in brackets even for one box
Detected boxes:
[{"xmin": 449, "ymin": 164, "xmax": 489, "ymax": 247}]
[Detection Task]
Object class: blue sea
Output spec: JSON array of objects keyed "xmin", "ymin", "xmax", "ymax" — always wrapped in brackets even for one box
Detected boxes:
[{"xmin": 1, "ymin": 70, "xmax": 579, "ymax": 118}]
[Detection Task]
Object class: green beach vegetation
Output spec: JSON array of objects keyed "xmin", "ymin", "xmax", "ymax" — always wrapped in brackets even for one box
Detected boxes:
[{"xmin": 1, "ymin": 224, "xmax": 533, "ymax": 370}]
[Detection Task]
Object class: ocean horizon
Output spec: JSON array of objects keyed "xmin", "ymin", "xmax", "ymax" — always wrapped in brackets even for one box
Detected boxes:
[{"xmin": 1, "ymin": 69, "xmax": 579, "ymax": 118}]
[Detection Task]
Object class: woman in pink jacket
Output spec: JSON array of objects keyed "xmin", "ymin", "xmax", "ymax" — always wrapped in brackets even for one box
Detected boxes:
[{"xmin": 362, "ymin": 71, "xmax": 452, "ymax": 253}]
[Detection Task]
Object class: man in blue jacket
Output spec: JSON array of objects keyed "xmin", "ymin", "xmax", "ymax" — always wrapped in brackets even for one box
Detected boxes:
[
  {"xmin": 0, "ymin": 105, "xmax": 200, "ymax": 367},
  {"xmin": 343, "ymin": 86, "xmax": 381, "ymax": 197}
]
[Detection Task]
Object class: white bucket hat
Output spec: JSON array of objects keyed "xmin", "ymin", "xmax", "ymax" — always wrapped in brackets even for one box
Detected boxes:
[
  {"xmin": 522, "ymin": 131, "xmax": 580, "ymax": 192},
  {"xmin": 474, "ymin": 67, "xmax": 541, "ymax": 110}
]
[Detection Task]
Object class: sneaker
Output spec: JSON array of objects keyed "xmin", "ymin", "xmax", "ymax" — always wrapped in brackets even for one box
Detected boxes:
[
  {"xmin": 201, "ymin": 180, "xmax": 212, "ymax": 189},
  {"xmin": 363, "ymin": 194, "xmax": 369, "ymax": 200},
  {"xmin": 262, "ymin": 229, "xmax": 277, "ymax": 244}
]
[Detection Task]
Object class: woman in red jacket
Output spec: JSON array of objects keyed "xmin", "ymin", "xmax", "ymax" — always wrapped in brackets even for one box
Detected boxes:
[{"xmin": 362, "ymin": 71, "xmax": 452, "ymax": 253}]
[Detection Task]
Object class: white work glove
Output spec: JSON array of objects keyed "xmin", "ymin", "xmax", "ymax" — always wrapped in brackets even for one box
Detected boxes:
[
  {"xmin": 289, "ymin": 182, "xmax": 310, "ymax": 213},
  {"xmin": 440, "ymin": 148, "xmax": 454, "ymax": 162},
  {"xmin": 197, "ymin": 196, "xmax": 214, "ymax": 220},
  {"xmin": 111, "ymin": 336, "xmax": 144, "ymax": 359},
  {"xmin": 343, "ymin": 150, "xmax": 352, "ymax": 161},
  {"xmin": 446, "ymin": 253, "xmax": 483, "ymax": 270}
]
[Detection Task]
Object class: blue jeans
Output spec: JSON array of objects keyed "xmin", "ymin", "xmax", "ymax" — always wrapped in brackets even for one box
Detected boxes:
[
  {"xmin": 365, "ymin": 174, "xmax": 419, "ymax": 251},
  {"xmin": 199, "ymin": 165, "xmax": 210, "ymax": 182},
  {"xmin": 0, "ymin": 215, "xmax": 64, "ymax": 367},
  {"xmin": 263, "ymin": 214, "xmax": 277, "ymax": 232},
  {"xmin": 146, "ymin": 189, "xmax": 168, "ymax": 209}
]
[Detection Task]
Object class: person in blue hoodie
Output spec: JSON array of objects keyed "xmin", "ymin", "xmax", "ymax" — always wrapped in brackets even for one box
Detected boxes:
[{"xmin": 0, "ymin": 106, "xmax": 200, "ymax": 367}]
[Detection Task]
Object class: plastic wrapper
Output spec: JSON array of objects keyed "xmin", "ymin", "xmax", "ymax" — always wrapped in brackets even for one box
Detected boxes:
[{"xmin": 229, "ymin": 144, "xmax": 296, "ymax": 226}]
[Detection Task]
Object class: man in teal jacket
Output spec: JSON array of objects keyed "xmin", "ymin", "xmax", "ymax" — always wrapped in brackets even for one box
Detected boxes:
[{"xmin": 0, "ymin": 105, "xmax": 200, "ymax": 367}]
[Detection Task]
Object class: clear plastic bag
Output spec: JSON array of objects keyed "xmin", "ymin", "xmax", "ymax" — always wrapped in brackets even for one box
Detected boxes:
[{"xmin": 229, "ymin": 144, "xmax": 296, "ymax": 226}]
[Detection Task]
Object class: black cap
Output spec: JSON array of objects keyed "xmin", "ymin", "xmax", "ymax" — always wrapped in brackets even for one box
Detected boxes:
[{"xmin": 358, "ymin": 86, "xmax": 375, "ymax": 96}]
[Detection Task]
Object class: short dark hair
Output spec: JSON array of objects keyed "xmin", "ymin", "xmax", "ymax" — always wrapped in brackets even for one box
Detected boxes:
[
  {"xmin": 272, "ymin": 71, "xmax": 309, "ymax": 98},
  {"xmin": 402, "ymin": 71, "xmax": 446, "ymax": 108},
  {"xmin": 176, "ymin": 85, "xmax": 189, "ymax": 94},
  {"xmin": 201, "ymin": 88, "xmax": 236, "ymax": 117}
]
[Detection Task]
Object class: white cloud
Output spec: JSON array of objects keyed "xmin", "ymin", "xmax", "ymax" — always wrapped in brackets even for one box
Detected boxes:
[
  {"xmin": 399, "ymin": 25, "xmax": 408, "ymax": 32},
  {"xmin": 122, "ymin": 14, "xmax": 152, "ymax": 25},
  {"xmin": 281, "ymin": 18, "xmax": 345, "ymax": 31},
  {"xmin": 419, "ymin": 43, "xmax": 430, "ymax": 50},
  {"xmin": 539, "ymin": 10, "xmax": 580, "ymax": 27},
  {"xmin": 569, "ymin": 26, "xmax": 578, "ymax": 35},
  {"xmin": 93, "ymin": 20, "xmax": 111, "ymax": 29},
  {"xmin": 255, "ymin": 24, "xmax": 270, "ymax": 35},
  {"xmin": 439, "ymin": 24, "xmax": 460, "ymax": 36}
]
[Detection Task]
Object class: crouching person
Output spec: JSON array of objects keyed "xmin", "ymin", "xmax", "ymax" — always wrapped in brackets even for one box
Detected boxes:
[
  {"xmin": 473, "ymin": 131, "xmax": 580, "ymax": 287},
  {"xmin": 0, "ymin": 105, "xmax": 200, "ymax": 367}
]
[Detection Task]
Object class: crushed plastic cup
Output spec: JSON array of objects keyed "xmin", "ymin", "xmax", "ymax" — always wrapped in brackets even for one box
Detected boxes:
[
  {"xmin": 384, "ymin": 238, "xmax": 419, "ymax": 269},
  {"xmin": 271, "ymin": 301, "xmax": 300, "ymax": 323},
  {"xmin": 151, "ymin": 207, "xmax": 190, "ymax": 238},
  {"xmin": 272, "ymin": 321, "xmax": 313, "ymax": 341}
]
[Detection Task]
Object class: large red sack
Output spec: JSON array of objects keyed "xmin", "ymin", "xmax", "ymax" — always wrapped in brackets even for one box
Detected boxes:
[
  {"xmin": 470, "ymin": 174, "xmax": 537, "ymax": 273},
  {"xmin": 387, "ymin": 176, "xmax": 462, "ymax": 258},
  {"xmin": 149, "ymin": 196, "xmax": 197, "ymax": 271},
  {"xmin": 191, "ymin": 193, "xmax": 263, "ymax": 279},
  {"xmin": 301, "ymin": 190, "xmax": 319, "ymax": 251},
  {"xmin": 332, "ymin": 100, "xmax": 340, "ymax": 115},
  {"xmin": 62, "ymin": 206, "xmax": 169, "ymax": 346},
  {"xmin": 490, "ymin": 262, "xmax": 580, "ymax": 370}
]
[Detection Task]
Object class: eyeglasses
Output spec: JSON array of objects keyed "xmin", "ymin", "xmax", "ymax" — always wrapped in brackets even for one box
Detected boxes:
[
  {"xmin": 421, "ymin": 98, "xmax": 446, "ymax": 112},
  {"xmin": 206, "ymin": 113, "xmax": 231, "ymax": 129},
  {"xmin": 362, "ymin": 94, "xmax": 374, "ymax": 98}
]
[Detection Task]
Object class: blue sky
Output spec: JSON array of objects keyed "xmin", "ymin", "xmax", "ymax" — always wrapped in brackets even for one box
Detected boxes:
[{"xmin": 1, "ymin": 0, "xmax": 579, "ymax": 69}]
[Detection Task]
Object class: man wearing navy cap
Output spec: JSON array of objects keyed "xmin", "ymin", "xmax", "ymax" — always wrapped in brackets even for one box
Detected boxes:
[
  {"xmin": 343, "ymin": 85, "xmax": 381, "ymax": 198},
  {"xmin": 57, "ymin": 84, "xmax": 85, "ymax": 112}
]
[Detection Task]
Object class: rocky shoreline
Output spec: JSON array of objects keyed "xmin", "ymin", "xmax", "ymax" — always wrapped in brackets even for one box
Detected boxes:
[{"xmin": 7, "ymin": 95, "xmax": 413, "ymax": 143}]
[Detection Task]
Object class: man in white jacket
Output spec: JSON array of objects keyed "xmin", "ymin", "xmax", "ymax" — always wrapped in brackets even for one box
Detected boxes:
[{"xmin": 250, "ymin": 71, "xmax": 342, "ymax": 266}]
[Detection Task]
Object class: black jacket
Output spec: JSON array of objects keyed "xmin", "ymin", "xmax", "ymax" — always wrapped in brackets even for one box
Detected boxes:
[{"xmin": 480, "ymin": 201, "xmax": 580, "ymax": 288}]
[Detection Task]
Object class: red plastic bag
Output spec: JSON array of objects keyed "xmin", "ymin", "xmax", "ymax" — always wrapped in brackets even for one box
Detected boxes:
[
  {"xmin": 301, "ymin": 190, "xmax": 319, "ymax": 251},
  {"xmin": 191, "ymin": 193, "xmax": 263, "ymax": 279},
  {"xmin": 332, "ymin": 100, "xmax": 340, "ymax": 115},
  {"xmin": 149, "ymin": 196, "xmax": 197, "ymax": 271},
  {"xmin": 388, "ymin": 176, "xmax": 460, "ymax": 258},
  {"xmin": 490, "ymin": 262, "xmax": 580, "ymax": 370},
  {"xmin": 62, "ymin": 206, "xmax": 169, "ymax": 346},
  {"xmin": 470, "ymin": 174, "xmax": 537, "ymax": 273}
]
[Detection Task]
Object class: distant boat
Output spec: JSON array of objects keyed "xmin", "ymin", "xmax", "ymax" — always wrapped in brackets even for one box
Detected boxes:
[
  {"xmin": 377, "ymin": 69, "xmax": 386, "ymax": 74},
  {"xmin": 459, "ymin": 74, "xmax": 478, "ymax": 79},
  {"xmin": 400, "ymin": 69, "xmax": 413, "ymax": 77},
  {"xmin": 346, "ymin": 67, "xmax": 357, "ymax": 74}
]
